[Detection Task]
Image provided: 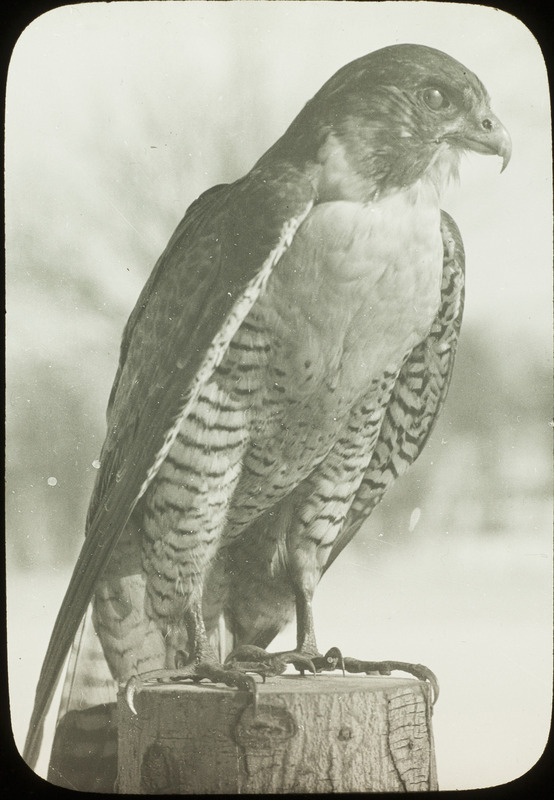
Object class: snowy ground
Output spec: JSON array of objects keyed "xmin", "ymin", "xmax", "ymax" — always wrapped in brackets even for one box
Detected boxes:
[{"xmin": 8, "ymin": 511, "xmax": 552, "ymax": 790}]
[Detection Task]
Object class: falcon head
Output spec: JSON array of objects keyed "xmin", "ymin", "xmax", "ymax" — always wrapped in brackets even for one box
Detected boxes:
[{"xmin": 280, "ymin": 44, "xmax": 511, "ymax": 200}]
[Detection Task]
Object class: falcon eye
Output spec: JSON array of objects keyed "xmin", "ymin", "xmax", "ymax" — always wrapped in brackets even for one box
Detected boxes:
[{"xmin": 423, "ymin": 87, "xmax": 449, "ymax": 111}]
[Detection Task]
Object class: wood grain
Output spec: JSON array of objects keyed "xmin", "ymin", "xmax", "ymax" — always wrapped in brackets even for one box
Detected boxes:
[{"xmin": 118, "ymin": 674, "xmax": 437, "ymax": 793}]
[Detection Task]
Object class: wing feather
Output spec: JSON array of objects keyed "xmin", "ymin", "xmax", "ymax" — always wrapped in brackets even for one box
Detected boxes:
[{"xmin": 23, "ymin": 163, "xmax": 315, "ymax": 768}]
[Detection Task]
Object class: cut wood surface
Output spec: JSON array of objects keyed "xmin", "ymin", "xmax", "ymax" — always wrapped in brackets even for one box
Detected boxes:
[{"xmin": 117, "ymin": 674, "xmax": 437, "ymax": 793}]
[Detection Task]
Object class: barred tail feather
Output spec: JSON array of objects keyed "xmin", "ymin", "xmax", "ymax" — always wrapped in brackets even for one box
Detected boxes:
[{"xmin": 47, "ymin": 604, "xmax": 118, "ymax": 791}]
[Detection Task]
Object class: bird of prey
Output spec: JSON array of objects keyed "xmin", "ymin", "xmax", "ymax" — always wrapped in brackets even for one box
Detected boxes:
[{"xmin": 23, "ymin": 43, "xmax": 510, "ymax": 791}]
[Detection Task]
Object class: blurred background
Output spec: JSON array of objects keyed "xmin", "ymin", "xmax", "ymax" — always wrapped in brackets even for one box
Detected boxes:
[{"xmin": 5, "ymin": 2, "xmax": 551, "ymax": 790}]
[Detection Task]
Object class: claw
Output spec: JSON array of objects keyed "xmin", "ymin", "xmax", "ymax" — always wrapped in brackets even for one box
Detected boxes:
[
  {"xmin": 125, "ymin": 675, "xmax": 141, "ymax": 716},
  {"xmin": 123, "ymin": 668, "xmax": 173, "ymax": 715},
  {"xmin": 410, "ymin": 663, "xmax": 440, "ymax": 706},
  {"xmin": 123, "ymin": 662, "xmax": 260, "ymax": 717},
  {"xmin": 385, "ymin": 662, "xmax": 439, "ymax": 707}
]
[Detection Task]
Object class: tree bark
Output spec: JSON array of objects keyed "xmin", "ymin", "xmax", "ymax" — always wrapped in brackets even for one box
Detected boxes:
[{"xmin": 117, "ymin": 674, "xmax": 437, "ymax": 793}]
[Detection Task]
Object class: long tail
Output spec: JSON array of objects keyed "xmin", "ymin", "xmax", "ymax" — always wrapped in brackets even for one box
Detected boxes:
[{"xmin": 37, "ymin": 604, "xmax": 119, "ymax": 791}]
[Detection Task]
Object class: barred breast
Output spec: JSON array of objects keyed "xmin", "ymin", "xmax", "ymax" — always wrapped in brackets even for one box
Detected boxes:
[{"xmin": 140, "ymin": 183, "xmax": 444, "ymax": 632}]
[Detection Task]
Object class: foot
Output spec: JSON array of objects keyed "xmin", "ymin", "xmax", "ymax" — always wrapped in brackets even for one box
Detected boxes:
[
  {"xmin": 336, "ymin": 656, "xmax": 439, "ymax": 705},
  {"xmin": 225, "ymin": 644, "xmax": 321, "ymax": 678},
  {"xmin": 225, "ymin": 646, "xmax": 438, "ymax": 706},
  {"xmin": 124, "ymin": 660, "xmax": 260, "ymax": 715}
]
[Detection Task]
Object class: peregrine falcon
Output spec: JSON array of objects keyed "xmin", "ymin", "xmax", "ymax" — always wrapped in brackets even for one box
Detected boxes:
[{"xmin": 24, "ymin": 44, "xmax": 511, "ymax": 790}]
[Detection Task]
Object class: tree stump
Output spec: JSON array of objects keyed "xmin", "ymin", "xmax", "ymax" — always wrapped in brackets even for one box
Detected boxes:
[{"xmin": 117, "ymin": 674, "xmax": 437, "ymax": 793}]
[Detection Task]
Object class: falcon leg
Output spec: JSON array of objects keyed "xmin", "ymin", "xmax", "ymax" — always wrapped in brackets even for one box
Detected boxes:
[
  {"xmin": 229, "ymin": 436, "xmax": 439, "ymax": 705},
  {"xmin": 292, "ymin": 584, "xmax": 346, "ymax": 674},
  {"xmin": 125, "ymin": 599, "xmax": 260, "ymax": 715},
  {"xmin": 229, "ymin": 583, "xmax": 438, "ymax": 706},
  {"xmin": 226, "ymin": 583, "xmax": 340, "ymax": 677},
  {"xmin": 294, "ymin": 579, "xmax": 439, "ymax": 705},
  {"xmin": 228, "ymin": 584, "xmax": 439, "ymax": 705},
  {"xmin": 294, "ymin": 577, "xmax": 439, "ymax": 705},
  {"xmin": 294, "ymin": 585, "xmax": 318, "ymax": 654}
]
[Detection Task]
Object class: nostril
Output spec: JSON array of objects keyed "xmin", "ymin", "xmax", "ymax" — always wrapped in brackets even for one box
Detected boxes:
[{"xmin": 481, "ymin": 117, "xmax": 494, "ymax": 132}]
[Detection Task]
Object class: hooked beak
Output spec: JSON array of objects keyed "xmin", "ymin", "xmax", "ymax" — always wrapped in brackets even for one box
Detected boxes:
[{"xmin": 442, "ymin": 110, "xmax": 512, "ymax": 172}]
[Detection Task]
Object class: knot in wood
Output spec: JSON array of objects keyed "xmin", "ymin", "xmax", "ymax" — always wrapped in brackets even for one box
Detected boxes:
[
  {"xmin": 338, "ymin": 725, "xmax": 353, "ymax": 741},
  {"xmin": 235, "ymin": 702, "xmax": 297, "ymax": 751},
  {"xmin": 140, "ymin": 740, "xmax": 176, "ymax": 794}
]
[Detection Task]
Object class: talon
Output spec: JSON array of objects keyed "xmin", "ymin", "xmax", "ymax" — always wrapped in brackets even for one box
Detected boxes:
[
  {"xmin": 416, "ymin": 664, "xmax": 440, "ymax": 706},
  {"xmin": 388, "ymin": 662, "xmax": 440, "ymax": 706},
  {"xmin": 125, "ymin": 675, "xmax": 141, "ymax": 716}
]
